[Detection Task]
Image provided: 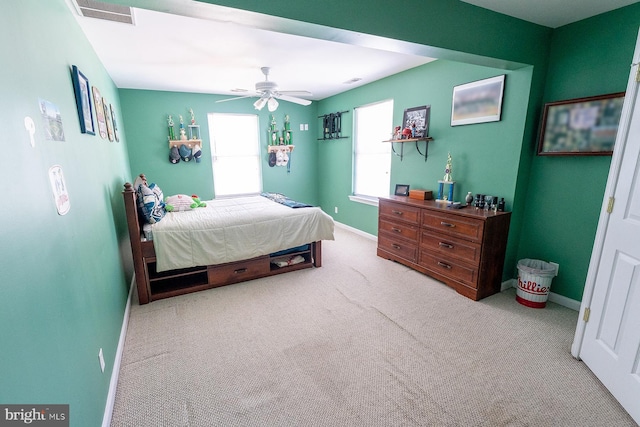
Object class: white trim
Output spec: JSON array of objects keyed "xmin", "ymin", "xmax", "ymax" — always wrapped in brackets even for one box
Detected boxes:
[
  {"xmin": 502, "ymin": 279, "xmax": 580, "ymax": 311},
  {"xmin": 102, "ymin": 278, "xmax": 134, "ymax": 427},
  {"xmin": 334, "ymin": 220, "xmax": 377, "ymax": 241},
  {"xmin": 348, "ymin": 194, "xmax": 379, "ymax": 207},
  {"xmin": 571, "ymin": 27, "xmax": 640, "ymax": 359}
]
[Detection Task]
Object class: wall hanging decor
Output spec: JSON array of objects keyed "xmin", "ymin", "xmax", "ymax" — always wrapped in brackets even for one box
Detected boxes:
[
  {"xmin": 103, "ymin": 97, "xmax": 114, "ymax": 141},
  {"xmin": 71, "ymin": 65, "xmax": 95, "ymax": 135},
  {"xmin": 451, "ymin": 75, "xmax": 505, "ymax": 126},
  {"xmin": 39, "ymin": 99, "xmax": 65, "ymax": 141},
  {"xmin": 92, "ymin": 86, "xmax": 108, "ymax": 138},
  {"xmin": 318, "ymin": 110, "xmax": 349, "ymax": 140},
  {"xmin": 110, "ymin": 104, "xmax": 119, "ymax": 142},
  {"xmin": 166, "ymin": 110, "xmax": 203, "ymax": 164},
  {"xmin": 537, "ymin": 92, "xmax": 625, "ymax": 156},
  {"xmin": 49, "ymin": 165, "xmax": 70, "ymax": 215}
]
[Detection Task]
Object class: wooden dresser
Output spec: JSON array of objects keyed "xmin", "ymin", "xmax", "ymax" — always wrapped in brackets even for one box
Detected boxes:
[{"xmin": 377, "ymin": 196, "xmax": 511, "ymax": 301}]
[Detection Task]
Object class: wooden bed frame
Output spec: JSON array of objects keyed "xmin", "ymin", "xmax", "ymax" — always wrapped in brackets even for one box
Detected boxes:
[{"xmin": 123, "ymin": 181, "xmax": 322, "ymax": 304}]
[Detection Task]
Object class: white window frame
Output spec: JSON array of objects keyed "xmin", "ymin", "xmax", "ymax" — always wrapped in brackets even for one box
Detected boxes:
[
  {"xmin": 208, "ymin": 113, "xmax": 262, "ymax": 198},
  {"xmin": 350, "ymin": 99, "xmax": 393, "ymax": 206}
]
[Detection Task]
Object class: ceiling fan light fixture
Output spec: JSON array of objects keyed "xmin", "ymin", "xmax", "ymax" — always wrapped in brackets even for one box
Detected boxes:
[
  {"xmin": 267, "ymin": 97, "xmax": 279, "ymax": 112},
  {"xmin": 253, "ymin": 97, "xmax": 267, "ymax": 110}
]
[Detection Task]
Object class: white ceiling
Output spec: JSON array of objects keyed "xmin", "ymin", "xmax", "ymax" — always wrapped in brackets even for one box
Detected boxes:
[
  {"xmin": 461, "ymin": 0, "xmax": 639, "ymax": 29},
  {"xmin": 68, "ymin": 0, "xmax": 639, "ymax": 104}
]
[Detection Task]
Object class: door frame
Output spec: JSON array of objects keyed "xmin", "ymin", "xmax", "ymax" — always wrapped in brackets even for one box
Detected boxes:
[{"xmin": 571, "ymin": 27, "xmax": 640, "ymax": 358}]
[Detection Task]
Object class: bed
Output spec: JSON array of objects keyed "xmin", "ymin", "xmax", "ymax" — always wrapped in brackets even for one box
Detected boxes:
[{"xmin": 123, "ymin": 175, "xmax": 335, "ymax": 304}]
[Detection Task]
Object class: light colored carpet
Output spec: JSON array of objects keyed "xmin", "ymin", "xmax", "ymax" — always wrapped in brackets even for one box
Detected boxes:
[{"xmin": 110, "ymin": 226, "xmax": 637, "ymax": 426}]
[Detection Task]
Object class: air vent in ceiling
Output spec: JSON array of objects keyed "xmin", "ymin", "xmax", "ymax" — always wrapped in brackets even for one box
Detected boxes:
[{"xmin": 72, "ymin": 0, "xmax": 134, "ymax": 25}]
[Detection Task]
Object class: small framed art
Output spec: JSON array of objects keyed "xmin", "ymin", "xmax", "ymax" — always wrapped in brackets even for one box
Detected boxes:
[
  {"xmin": 402, "ymin": 105, "xmax": 430, "ymax": 138},
  {"xmin": 92, "ymin": 86, "xmax": 108, "ymax": 139},
  {"xmin": 451, "ymin": 75, "xmax": 505, "ymax": 126},
  {"xmin": 71, "ymin": 65, "xmax": 95, "ymax": 135},
  {"xmin": 394, "ymin": 184, "xmax": 410, "ymax": 196},
  {"xmin": 537, "ymin": 92, "xmax": 625, "ymax": 156}
]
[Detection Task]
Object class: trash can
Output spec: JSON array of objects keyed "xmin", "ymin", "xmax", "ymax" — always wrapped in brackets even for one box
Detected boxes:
[{"xmin": 516, "ymin": 259, "xmax": 556, "ymax": 308}]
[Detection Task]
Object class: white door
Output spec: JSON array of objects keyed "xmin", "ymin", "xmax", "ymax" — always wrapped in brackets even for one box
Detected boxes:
[{"xmin": 572, "ymin": 29, "xmax": 640, "ymax": 424}]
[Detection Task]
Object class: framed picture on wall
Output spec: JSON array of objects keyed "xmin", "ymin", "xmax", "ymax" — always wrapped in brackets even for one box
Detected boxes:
[
  {"xmin": 537, "ymin": 92, "xmax": 625, "ymax": 156},
  {"xmin": 92, "ymin": 86, "xmax": 108, "ymax": 139},
  {"xmin": 70, "ymin": 66, "xmax": 95, "ymax": 135},
  {"xmin": 451, "ymin": 75, "xmax": 506, "ymax": 126},
  {"xmin": 402, "ymin": 105, "xmax": 430, "ymax": 138}
]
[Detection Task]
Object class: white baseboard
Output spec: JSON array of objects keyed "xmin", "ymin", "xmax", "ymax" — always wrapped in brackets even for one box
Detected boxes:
[
  {"xmin": 502, "ymin": 278, "xmax": 580, "ymax": 311},
  {"xmin": 334, "ymin": 221, "xmax": 377, "ymax": 241},
  {"xmin": 102, "ymin": 278, "xmax": 134, "ymax": 427}
]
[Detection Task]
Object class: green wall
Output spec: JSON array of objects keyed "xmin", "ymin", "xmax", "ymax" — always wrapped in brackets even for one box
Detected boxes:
[
  {"xmin": 316, "ymin": 60, "xmax": 533, "ymax": 277},
  {"xmin": 0, "ymin": 1, "xmax": 131, "ymax": 426},
  {"xmin": 517, "ymin": 6, "xmax": 640, "ymax": 301},
  {"xmin": 119, "ymin": 90, "xmax": 320, "ymax": 204}
]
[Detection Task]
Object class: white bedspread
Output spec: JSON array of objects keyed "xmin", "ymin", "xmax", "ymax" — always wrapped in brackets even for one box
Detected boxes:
[{"xmin": 151, "ymin": 196, "xmax": 335, "ymax": 272}]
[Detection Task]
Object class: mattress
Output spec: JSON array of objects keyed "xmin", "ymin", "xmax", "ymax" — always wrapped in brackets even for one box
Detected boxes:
[{"xmin": 151, "ymin": 195, "xmax": 335, "ymax": 272}]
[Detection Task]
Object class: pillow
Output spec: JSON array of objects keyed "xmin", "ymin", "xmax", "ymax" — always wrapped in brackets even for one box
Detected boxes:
[
  {"xmin": 133, "ymin": 175, "xmax": 165, "ymax": 224},
  {"xmin": 165, "ymin": 194, "xmax": 196, "ymax": 212}
]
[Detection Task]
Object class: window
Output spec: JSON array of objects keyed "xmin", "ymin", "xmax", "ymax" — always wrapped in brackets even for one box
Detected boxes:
[
  {"xmin": 208, "ymin": 113, "xmax": 262, "ymax": 197},
  {"xmin": 353, "ymin": 99, "xmax": 393, "ymax": 199}
]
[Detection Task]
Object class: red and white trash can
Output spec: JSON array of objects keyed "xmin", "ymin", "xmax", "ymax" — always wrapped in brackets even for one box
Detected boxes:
[{"xmin": 516, "ymin": 259, "xmax": 556, "ymax": 308}]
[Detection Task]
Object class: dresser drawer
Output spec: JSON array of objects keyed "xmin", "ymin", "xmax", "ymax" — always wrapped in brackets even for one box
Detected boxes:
[
  {"xmin": 419, "ymin": 251, "xmax": 478, "ymax": 288},
  {"xmin": 420, "ymin": 230, "xmax": 481, "ymax": 265},
  {"xmin": 379, "ymin": 201, "xmax": 420, "ymax": 225},
  {"xmin": 379, "ymin": 218, "xmax": 419, "ymax": 241},
  {"xmin": 207, "ymin": 256, "xmax": 270, "ymax": 286},
  {"xmin": 422, "ymin": 210, "xmax": 484, "ymax": 241},
  {"xmin": 378, "ymin": 234, "xmax": 417, "ymax": 262}
]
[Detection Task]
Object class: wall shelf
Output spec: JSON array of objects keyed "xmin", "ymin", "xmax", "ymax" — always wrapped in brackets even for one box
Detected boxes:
[
  {"xmin": 169, "ymin": 139, "xmax": 202, "ymax": 149},
  {"xmin": 382, "ymin": 137, "xmax": 434, "ymax": 161},
  {"xmin": 268, "ymin": 145, "xmax": 294, "ymax": 153}
]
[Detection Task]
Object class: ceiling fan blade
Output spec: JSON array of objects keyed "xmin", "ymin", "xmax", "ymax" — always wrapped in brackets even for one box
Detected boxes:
[
  {"xmin": 278, "ymin": 90, "xmax": 312, "ymax": 96},
  {"xmin": 215, "ymin": 94, "xmax": 257, "ymax": 103},
  {"xmin": 275, "ymin": 94, "xmax": 312, "ymax": 106}
]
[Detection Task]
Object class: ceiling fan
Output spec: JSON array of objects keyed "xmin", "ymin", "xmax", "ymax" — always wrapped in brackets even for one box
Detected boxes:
[{"xmin": 215, "ymin": 67, "xmax": 312, "ymax": 112}]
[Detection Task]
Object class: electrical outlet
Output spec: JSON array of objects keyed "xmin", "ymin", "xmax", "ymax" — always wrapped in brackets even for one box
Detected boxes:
[
  {"xmin": 299, "ymin": 124, "xmax": 304, "ymax": 131},
  {"xmin": 334, "ymin": 206, "xmax": 338, "ymax": 214},
  {"xmin": 98, "ymin": 348, "xmax": 105, "ymax": 373},
  {"xmin": 549, "ymin": 262, "xmax": 559, "ymax": 277}
]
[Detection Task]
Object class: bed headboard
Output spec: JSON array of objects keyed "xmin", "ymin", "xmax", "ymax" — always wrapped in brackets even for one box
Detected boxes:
[{"xmin": 123, "ymin": 176, "xmax": 149, "ymax": 302}]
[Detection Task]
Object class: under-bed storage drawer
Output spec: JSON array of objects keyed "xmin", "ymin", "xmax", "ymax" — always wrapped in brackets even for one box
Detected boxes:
[{"xmin": 207, "ymin": 256, "xmax": 271, "ymax": 286}]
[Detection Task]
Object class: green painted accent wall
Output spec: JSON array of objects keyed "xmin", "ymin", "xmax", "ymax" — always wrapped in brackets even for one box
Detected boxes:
[
  {"xmin": 0, "ymin": 1, "xmax": 131, "ymax": 426},
  {"xmin": 118, "ymin": 90, "xmax": 320, "ymax": 204},
  {"xmin": 316, "ymin": 61, "xmax": 533, "ymax": 279},
  {"xmin": 517, "ymin": 5, "xmax": 640, "ymax": 301}
]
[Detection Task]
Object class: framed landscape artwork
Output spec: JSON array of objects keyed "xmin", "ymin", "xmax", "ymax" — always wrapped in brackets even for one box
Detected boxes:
[
  {"xmin": 451, "ymin": 75, "xmax": 505, "ymax": 126},
  {"xmin": 537, "ymin": 92, "xmax": 625, "ymax": 156}
]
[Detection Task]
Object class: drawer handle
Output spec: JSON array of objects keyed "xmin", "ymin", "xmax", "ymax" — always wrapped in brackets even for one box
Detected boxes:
[
  {"xmin": 437, "ymin": 261, "xmax": 452, "ymax": 269},
  {"xmin": 392, "ymin": 244, "xmax": 401, "ymax": 250},
  {"xmin": 234, "ymin": 268, "xmax": 248, "ymax": 274},
  {"xmin": 440, "ymin": 221, "xmax": 455, "ymax": 228},
  {"xmin": 439, "ymin": 242, "xmax": 454, "ymax": 249},
  {"xmin": 392, "ymin": 210, "xmax": 403, "ymax": 215},
  {"xmin": 391, "ymin": 227, "xmax": 402, "ymax": 233}
]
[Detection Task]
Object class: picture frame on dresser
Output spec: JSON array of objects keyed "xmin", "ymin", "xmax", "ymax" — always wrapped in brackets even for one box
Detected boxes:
[{"xmin": 394, "ymin": 184, "xmax": 410, "ymax": 196}]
